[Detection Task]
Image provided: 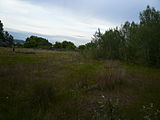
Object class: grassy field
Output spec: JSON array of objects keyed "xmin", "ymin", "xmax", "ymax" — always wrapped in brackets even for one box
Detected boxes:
[{"xmin": 0, "ymin": 47, "xmax": 160, "ymax": 120}]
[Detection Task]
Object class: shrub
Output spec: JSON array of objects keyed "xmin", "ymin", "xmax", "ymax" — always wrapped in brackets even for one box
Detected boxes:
[
  {"xmin": 141, "ymin": 103, "xmax": 160, "ymax": 120},
  {"xmin": 92, "ymin": 97, "xmax": 122, "ymax": 120}
]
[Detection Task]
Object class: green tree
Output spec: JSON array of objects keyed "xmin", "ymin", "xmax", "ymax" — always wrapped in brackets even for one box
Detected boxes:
[
  {"xmin": 0, "ymin": 20, "xmax": 4, "ymax": 46},
  {"xmin": 120, "ymin": 21, "xmax": 141, "ymax": 62},
  {"xmin": 61, "ymin": 41, "xmax": 76, "ymax": 50},
  {"xmin": 0, "ymin": 20, "xmax": 3, "ymax": 39},
  {"xmin": 53, "ymin": 42, "xmax": 62, "ymax": 49},
  {"xmin": 53, "ymin": 41, "xmax": 76, "ymax": 50},
  {"xmin": 0, "ymin": 20, "xmax": 14, "ymax": 47},
  {"xmin": 3, "ymin": 31, "xmax": 14, "ymax": 47},
  {"xmin": 84, "ymin": 6, "xmax": 160, "ymax": 67},
  {"xmin": 24, "ymin": 36, "xmax": 52, "ymax": 49},
  {"xmin": 78, "ymin": 45, "xmax": 86, "ymax": 50},
  {"xmin": 139, "ymin": 5, "xmax": 160, "ymax": 66}
]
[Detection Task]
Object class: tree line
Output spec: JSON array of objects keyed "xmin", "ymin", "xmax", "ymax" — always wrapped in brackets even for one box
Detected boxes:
[
  {"xmin": 1, "ymin": 6, "xmax": 160, "ymax": 66},
  {"xmin": 22, "ymin": 36, "xmax": 77, "ymax": 50},
  {"xmin": 82, "ymin": 6, "xmax": 160, "ymax": 67},
  {"xmin": 0, "ymin": 20, "xmax": 77, "ymax": 50}
]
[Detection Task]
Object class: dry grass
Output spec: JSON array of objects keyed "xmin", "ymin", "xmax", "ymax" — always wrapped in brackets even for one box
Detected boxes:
[
  {"xmin": 1, "ymin": 47, "xmax": 160, "ymax": 120},
  {"xmin": 95, "ymin": 60, "xmax": 125, "ymax": 90}
]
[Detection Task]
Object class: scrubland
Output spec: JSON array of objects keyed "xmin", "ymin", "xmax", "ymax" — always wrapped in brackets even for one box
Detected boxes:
[{"xmin": 0, "ymin": 47, "xmax": 160, "ymax": 120}]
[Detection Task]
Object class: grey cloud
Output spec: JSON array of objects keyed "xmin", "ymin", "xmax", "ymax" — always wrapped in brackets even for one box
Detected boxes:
[{"xmin": 23, "ymin": 0, "xmax": 160, "ymax": 24}]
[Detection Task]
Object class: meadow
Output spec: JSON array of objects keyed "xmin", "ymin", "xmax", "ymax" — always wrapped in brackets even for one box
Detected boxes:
[{"xmin": 0, "ymin": 47, "xmax": 160, "ymax": 120}]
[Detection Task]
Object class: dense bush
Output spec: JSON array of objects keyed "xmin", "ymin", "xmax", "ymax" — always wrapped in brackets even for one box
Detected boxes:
[
  {"xmin": 141, "ymin": 103, "xmax": 160, "ymax": 120},
  {"xmin": 53, "ymin": 41, "xmax": 76, "ymax": 50},
  {"xmin": 0, "ymin": 20, "xmax": 14, "ymax": 47},
  {"xmin": 24, "ymin": 36, "xmax": 52, "ymax": 49},
  {"xmin": 83, "ymin": 6, "xmax": 160, "ymax": 67},
  {"xmin": 92, "ymin": 98, "xmax": 122, "ymax": 120}
]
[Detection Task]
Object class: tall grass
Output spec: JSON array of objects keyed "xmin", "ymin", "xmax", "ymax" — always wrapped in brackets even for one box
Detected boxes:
[
  {"xmin": 1, "ymin": 47, "xmax": 160, "ymax": 120},
  {"xmin": 95, "ymin": 61, "xmax": 125, "ymax": 90}
]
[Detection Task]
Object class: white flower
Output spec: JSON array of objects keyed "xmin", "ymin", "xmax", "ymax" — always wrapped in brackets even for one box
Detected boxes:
[{"xmin": 101, "ymin": 95, "xmax": 105, "ymax": 98}]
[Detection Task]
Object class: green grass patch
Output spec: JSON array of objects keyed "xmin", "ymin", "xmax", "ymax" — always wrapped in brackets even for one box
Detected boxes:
[{"xmin": 0, "ymin": 47, "xmax": 160, "ymax": 120}]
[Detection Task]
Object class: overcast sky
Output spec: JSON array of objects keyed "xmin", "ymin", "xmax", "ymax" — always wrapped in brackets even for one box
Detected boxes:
[{"xmin": 0, "ymin": 0, "xmax": 160, "ymax": 45}]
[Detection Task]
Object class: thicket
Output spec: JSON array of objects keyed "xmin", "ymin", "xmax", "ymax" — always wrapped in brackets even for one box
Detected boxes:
[
  {"xmin": 53, "ymin": 41, "xmax": 76, "ymax": 50},
  {"xmin": 83, "ymin": 6, "xmax": 160, "ymax": 67},
  {"xmin": 24, "ymin": 36, "xmax": 77, "ymax": 50},
  {"xmin": 24, "ymin": 36, "xmax": 52, "ymax": 49}
]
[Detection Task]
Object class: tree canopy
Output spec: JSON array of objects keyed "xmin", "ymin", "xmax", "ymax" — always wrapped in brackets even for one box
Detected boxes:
[
  {"xmin": 24, "ymin": 36, "xmax": 52, "ymax": 49},
  {"xmin": 53, "ymin": 41, "xmax": 76, "ymax": 50},
  {"xmin": 0, "ymin": 20, "xmax": 14, "ymax": 47},
  {"xmin": 84, "ymin": 6, "xmax": 160, "ymax": 67}
]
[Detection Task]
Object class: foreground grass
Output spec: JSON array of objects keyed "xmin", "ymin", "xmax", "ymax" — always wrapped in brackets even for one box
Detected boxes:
[{"xmin": 0, "ymin": 47, "xmax": 160, "ymax": 120}]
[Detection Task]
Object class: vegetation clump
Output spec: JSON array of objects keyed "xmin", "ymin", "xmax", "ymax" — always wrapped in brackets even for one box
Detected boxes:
[
  {"xmin": 82, "ymin": 6, "xmax": 160, "ymax": 67},
  {"xmin": 24, "ymin": 36, "xmax": 52, "ymax": 49},
  {"xmin": 53, "ymin": 41, "xmax": 76, "ymax": 50},
  {"xmin": 141, "ymin": 103, "xmax": 160, "ymax": 120},
  {"xmin": 0, "ymin": 20, "xmax": 14, "ymax": 47}
]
